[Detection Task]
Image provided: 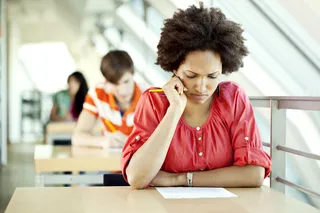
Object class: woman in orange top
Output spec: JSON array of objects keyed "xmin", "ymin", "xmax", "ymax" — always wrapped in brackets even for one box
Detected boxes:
[{"xmin": 122, "ymin": 3, "xmax": 271, "ymax": 189}]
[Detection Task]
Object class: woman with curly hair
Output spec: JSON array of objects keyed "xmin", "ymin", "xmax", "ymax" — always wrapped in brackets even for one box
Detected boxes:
[{"xmin": 121, "ymin": 3, "xmax": 271, "ymax": 189}]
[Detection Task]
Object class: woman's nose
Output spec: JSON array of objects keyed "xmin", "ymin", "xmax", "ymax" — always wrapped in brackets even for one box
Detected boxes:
[{"xmin": 195, "ymin": 78, "xmax": 207, "ymax": 93}]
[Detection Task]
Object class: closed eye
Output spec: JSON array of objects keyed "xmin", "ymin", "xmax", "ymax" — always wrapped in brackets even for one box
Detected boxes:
[
  {"xmin": 186, "ymin": 74, "xmax": 196, "ymax": 79},
  {"xmin": 208, "ymin": 75, "xmax": 218, "ymax": 79},
  {"xmin": 184, "ymin": 71, "xmax": 219, "ymax": 79}
]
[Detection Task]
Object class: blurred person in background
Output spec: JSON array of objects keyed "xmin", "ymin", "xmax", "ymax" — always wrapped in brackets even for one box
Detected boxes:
[
  {"xmin": 50, "ymin": 71, "xmax": 89, "ymax": 122},
  {"xmin": 72, "ymin": 50, "xmax": 142, "ymax": 149}
]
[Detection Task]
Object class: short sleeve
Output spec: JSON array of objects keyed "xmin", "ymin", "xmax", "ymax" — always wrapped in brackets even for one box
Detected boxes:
[
  {"xmin": 52, "ymin": 93, "xmax": 58, "ymax": 104},
  {"xmin": 121, "ymin": 91, "xmax": 160, "ymax": 182},
  {"xmin": 230, "ymin": 86, "xmax": 271, "ymax": 178},
  {"xmin": 82, "ymin": 88, "xmax": 99, "ymax": 117},
  {"xmin": 52, "ymin": 91, "xmax": 64, "ymax": 105}
]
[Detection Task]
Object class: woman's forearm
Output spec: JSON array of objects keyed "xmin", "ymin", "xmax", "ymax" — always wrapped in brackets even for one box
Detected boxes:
[
  {"xmin": 174, "ymin": 165, "xmax": 265, "ymax": 187},
  {"xmin": 72, "ymin": 110, "xmax": 108, "ymax": 148},
  {"xmin": 50, "ymin": 104, "xmax": 67, "ymax": 121},
  {"xmin": 126, "ymin": 106, "xmax": 182, "ymax": 189}
]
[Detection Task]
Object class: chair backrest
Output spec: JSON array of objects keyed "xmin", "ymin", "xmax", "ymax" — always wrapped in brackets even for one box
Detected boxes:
[{"xmin": 103, "ymin": 173, "xmax": 130, "ymax": 186}]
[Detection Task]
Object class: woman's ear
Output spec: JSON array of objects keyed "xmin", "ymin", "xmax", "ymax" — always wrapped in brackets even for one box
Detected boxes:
[{"xmin": 173, "ymin": 70, "xmax": 177, "ymax": 76}]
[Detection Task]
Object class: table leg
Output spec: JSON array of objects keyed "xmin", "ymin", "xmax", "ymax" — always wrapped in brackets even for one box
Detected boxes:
[{"xmin": 35, "ymin": 174, "xmax": 45, "ymax": 187}]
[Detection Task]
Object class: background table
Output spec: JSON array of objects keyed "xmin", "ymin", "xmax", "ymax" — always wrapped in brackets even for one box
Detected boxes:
[
  {"xmin": 34, "ymin": 145, "xmax": 122, "ymax": 186},
  {"xmin": 45, "ymin": 122, "xmax": 101, "ymax": 144}
]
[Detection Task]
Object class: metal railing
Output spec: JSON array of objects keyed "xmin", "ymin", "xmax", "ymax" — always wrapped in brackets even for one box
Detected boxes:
[{"xmin": 250, "ymin": 96, "xmax": 320, "ymax": 199}]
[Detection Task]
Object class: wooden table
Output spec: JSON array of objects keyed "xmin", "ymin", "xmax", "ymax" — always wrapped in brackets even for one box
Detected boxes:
[
  {"xmin": 45, "ymin": 122, "xmax": 101, "ymax": 144},
  {"xmin": 45, "ymin": 122, "xmax": 76, "ymax": 144},
  {"xmin": 34, "ymin": 145, "xmax": 122, "ymax": 186},
  {"xmin": 5, "ymin": 187, "xmax": 320, "ymax": 213}
]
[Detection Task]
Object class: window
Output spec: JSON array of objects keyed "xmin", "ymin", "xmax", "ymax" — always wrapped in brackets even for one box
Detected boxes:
[{"xmin": 19, "ymin": 42, "xmax": 76, "ymax": 93}]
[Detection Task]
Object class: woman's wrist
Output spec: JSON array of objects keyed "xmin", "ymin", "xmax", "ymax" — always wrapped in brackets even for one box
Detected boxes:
[
  {"xmin": 167, "ymin": 106, "xmax": 184, "ymax": 118},
  {"xmin": 174, "ymin": 172, "xmax": 188, "ymax": 186}
]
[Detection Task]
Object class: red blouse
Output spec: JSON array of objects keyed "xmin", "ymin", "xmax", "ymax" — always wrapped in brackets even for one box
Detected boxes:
[{"xmin": 121, "ymin": 81, "xmax": 271, "ymax": 181}]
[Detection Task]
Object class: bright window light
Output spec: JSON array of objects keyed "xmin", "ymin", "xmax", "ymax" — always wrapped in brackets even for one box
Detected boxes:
[
  {"xmin": 92, "ymin": 34, "xmax": 109, "ymax": 56},
  {"xmin": 170, "ymin": 0, "xmax": 198, "ymax": 9},
  {"xmin": 19, "ymin": 42, "xmax": 76, "ymax": 93},
  {"xmin": 241, "ymin": 57, "xmax": 286, "ymax": 96},
  {"xmin": 146, "ymin": 7, "xmax": 163, "ymax": 36},
  {"xmin": 104, "ymin": 28, "xmax": 122, "ymax": 48},
  {"xmin": 116, "ymin": 4, "xmax": 158, "ymax": 53}
]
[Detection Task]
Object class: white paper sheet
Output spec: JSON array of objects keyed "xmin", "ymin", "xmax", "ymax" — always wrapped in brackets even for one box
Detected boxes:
[{"xmin": 155, "ymin": 187, "xmax": 237, "ymax": 199}]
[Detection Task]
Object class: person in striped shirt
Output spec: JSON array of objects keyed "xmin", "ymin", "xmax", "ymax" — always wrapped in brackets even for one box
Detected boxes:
[{"xmin": 72, "ymin": 50, "xmax": 142, "ymax": 148}]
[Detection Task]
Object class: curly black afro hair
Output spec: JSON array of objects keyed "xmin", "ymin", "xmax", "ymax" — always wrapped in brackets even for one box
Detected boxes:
[{"xmin": 156, "ymin": 3, "xmax": 248, "ymax": 74}]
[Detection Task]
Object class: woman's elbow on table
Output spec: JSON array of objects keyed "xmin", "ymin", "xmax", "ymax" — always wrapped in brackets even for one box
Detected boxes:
[
  {"xmin": 126, "ymin": 168, "xmax": 150, "ymax": 189},
  {"xmin": 249, "ymin": 165, "xmax": 265, "ymax": 187},
  {"xmin": 127, "ymin": 176, "xmax": 149, "ymax": 189}
]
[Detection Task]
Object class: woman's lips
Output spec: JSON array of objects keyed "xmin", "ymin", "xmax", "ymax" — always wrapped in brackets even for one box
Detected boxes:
[{"xmin": 190, "ymin": 93, "xmax": 208, "ymax": 100}]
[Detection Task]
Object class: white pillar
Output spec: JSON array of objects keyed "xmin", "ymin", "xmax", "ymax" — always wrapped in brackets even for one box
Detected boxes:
[
  {"xmin": 8, "ymin": 22, "xmax": 22, "ymax": 143},
  {"xmin": 270, "ymin": 100, "xmax": 287, "ymax": 193},
  {"xmin": 1, "ymin": 0, "xmax": 8, "ymax": 164},
  {"xmin": 8, "ymin": 22, "xmax": 34, "ymax": 143}
]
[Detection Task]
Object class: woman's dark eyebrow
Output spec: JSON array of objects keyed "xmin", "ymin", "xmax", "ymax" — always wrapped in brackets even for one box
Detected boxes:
[{"xmin": 184, "ymin": 70, "xmax": 219, "ymax": 75}]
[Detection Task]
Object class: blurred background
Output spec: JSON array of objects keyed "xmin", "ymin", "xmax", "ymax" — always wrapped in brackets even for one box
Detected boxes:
[{"xmin": 0, "ymin": 0, "xmax": 320, "ymax": 211}]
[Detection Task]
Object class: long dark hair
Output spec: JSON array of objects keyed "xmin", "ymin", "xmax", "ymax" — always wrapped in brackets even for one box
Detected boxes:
[{"xmin": 68, "ymin": 71, "xmax": 88, "ymax": 119}]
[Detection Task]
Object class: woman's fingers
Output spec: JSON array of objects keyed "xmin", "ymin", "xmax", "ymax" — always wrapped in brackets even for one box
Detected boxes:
[{"xmin": 172, "ymin": 76, "xmax": 184, "ymax": 95}]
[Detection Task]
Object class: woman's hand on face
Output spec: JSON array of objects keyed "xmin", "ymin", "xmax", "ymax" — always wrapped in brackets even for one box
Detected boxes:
[{"xmin": 162, "ymin": 76, "xmax": 188, "ymax": 114}]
